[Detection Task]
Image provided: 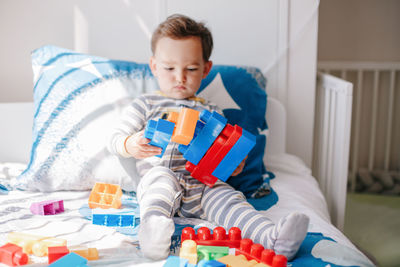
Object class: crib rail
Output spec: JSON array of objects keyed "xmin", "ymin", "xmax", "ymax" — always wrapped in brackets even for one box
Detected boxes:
[
  {"xmin": 318, "ymin": 62, "xmax": 400, "ymax": 194},
  {"xmin": 313, "ymin": 72, "xmax": 353, "ymax": 231}
]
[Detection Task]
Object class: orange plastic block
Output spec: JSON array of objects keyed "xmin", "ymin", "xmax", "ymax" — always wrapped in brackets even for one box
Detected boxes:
[
  {"xmin": 181, "ymin": 226, "xmax": 242, "ymax": 249},
  {"xmin": 69, "ymin": 247, "xmax": 99, "ymax": 260},
  {"xmin": 217, "ymin": 254, "xmax": 259, "ymax": 267},
  {"xmin": 179, "ymin": 240, "xmax": 197, "ymax": 264},
  {"xmin": 48, "ymin": 246, "xmax": 69, "ymax": 264},
  {"xmin": 167, "ymin": 108, "xmax": 199, "ymax": 145},
  {"xmin": 0, "ymin": 243, "xmax": 28, "ymax": 266},
  {"xmin": 88, "ymin": 182, "xmax": 122, "ymax": 209},
  {"xmin": 6, "ymin": 232, "xmax": 67, "ymax": 257},
  {"xmin": 235, "ymin": 239, "xmax": 287, "ymax": 267}
]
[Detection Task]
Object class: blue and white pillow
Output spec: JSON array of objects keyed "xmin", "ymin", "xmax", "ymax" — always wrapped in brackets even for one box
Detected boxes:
[{"xmin": 17, "ymin": 45, "xmax": 272, "ymax": 197}]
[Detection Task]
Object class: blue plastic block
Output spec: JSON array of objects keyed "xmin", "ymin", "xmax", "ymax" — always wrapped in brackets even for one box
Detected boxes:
[
  {"xmin": 92, "ymin": 208, "xmax": 140, "ymax": 227},
  {"xmin": 197, "ymin": 260, "xmax": 226, "ymax": 267},
  {"xmin": 144, "ymin": 118, "xmax": 175, "ymax": 157},
  {"xmin": 163, "ymin": 255, "xmax": 195, "ymax": 267},
  {"xmin": 179, "ymin": 110, "xmax": 227, "ymax": 164},
  {"xmin": 49, "ymin": 252, "xmax": 88, "ymax": 267},
  {"xmin": 212, "ymin": 128, "xmax": 256, "ymax": 182}
]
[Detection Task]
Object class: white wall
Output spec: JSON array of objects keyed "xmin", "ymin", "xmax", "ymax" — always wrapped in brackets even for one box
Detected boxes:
[{"xmin": 0, "ymin": 0, "xmax": 319, "ymax": 167}]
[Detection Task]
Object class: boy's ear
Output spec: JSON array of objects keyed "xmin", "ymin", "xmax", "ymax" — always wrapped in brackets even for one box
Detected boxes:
[
  {"xmin": 202, "ymin": 60, "xmax": 213, "ymax": 79},
  {"xmin": 149, "ymin": 56, "xmax": 158, "ymax": 77}
]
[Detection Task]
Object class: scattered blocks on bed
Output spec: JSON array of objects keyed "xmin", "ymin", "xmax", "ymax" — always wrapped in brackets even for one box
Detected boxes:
[
  {"xmin": 88, "ymin": 182, "xmax": 122, "ymax": 209},
  {"xmin": 0, "ymin": 243, "xmax": 28, "ymax": 267},
  {"xmin": 6, "ymin": 232, "xmax": 67, "ymax": 257},
  {"xmin": 30, "ymin": 199, "xmax": 64, "ymax": 215}
]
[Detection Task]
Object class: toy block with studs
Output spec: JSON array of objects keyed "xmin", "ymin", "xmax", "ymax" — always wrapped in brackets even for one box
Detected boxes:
[
  {"xmin": 179, "ymin": 240, "xmax": 198, "ymax": 264},
  {"xmin": 48, "ymin": 246, "xmax": 69, "ymax": 264},
  {"xmin": 181, "ymin": 226, "xmax": 242, "ymax": 249},
  {"xmin": 235, "ymin": 239, "xmax": 287, "ymax": 267},
  {"xmin": 30, "ymin": 199, "xmax": 64, "ymax": 215},
  {"xmin": 69, "ymin": 247, "xmax": 99, "ymax": 260},
  {"xmin": 167, "ymin": 108, "xmax": 200, "ymax": 145},
  {"xmin": 48, "ymin": 252, "xmax": 88, "ymax": 267},
  {"xmin": 88, "ymin": 182, "xmax": 122, "ymax": 209},
  {"xmin": 92, "ymin": 208, "xmax": 139, "ymax": 227},
  {"xmin": 179, "ymin": 110, "xmax": 227, "ymax": 165},
  {"xmin": 197, "ymin": 245, "xmax": 229, "ymax": 261},
  {"xmin": 144, "ymin": 118, "xmax": 175, "ymax": 157},
  {"xmin": 6, "ymin": 232, "xmax": 67, "ymax": 257},
  {"xmin": 0, "ymin": 243, "xmax": 28, "ymax": 266}
]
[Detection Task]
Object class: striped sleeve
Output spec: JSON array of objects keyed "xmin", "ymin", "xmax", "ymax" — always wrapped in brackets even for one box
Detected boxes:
[{"xmin": 107, "ymin": 96, "xmax": 150, "ymax": 158}]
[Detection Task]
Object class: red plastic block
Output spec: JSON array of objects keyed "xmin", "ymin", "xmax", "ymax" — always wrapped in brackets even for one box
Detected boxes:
[
  {"xmin": 235, "ymin": 239, "xmax": 287, "ymax": 267},
  {"xmin": 0, "ymin": 243, "xmax": 28, "ymax": 266},
  {"xmin": 48, "ymin": 246, "xmax": 69, "ymax": 264},
  {"xmin": 186, "ymin": 124, "xmax": 242, "ymax": 187},
  {"xmin": 181, "ymin": 226, "xmax": 242, "ymax": 248}
]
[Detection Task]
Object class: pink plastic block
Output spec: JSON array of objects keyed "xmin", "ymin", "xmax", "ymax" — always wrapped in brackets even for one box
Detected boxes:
[
  {"xmin": 181, "ymin": 226, "xmax": 242, "ymax": 249},
  {"xmin": 0, "ymin": 243, "xmax": 28, "ymax": 266},
  {"xmin": 30, "ymin": 200, "xmax": 64, "ymax": 215}
]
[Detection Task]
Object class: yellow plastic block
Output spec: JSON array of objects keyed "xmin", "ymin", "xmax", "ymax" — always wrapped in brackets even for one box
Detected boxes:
[
  {"xmin": 6, "ymin": 232, "xmax": 67, "ymax": 257},
  {"xmin": 88, "ymin": 182, "xmax": 122, "ymax": 209},
  {"xmin": 70, "ymin": 247, "xmax": 99, "ymax": 260},
  {"xmin": 168, "ymin": 108, "xmax": 199, "ymax": 145},
  {"xmin": 179, "ymin": 240, "xmax": 197, "ymax": 264},
  {"xmin": 217, "ymin": 254, "xmax": 259, "ymax": 267}
]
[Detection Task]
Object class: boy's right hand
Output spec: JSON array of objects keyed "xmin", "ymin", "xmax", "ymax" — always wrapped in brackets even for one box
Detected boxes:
[{"xmin": 125, "ymin": 130, "xmax": 162, "ymax": 159}]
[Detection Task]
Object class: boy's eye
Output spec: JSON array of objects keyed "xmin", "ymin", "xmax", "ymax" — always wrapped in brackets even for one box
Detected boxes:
[
  {"xmin": 187, "ymin": 68, "xmax": 198, "ymax": 72},
  {"xmin": 164, "ymin": 67, "xmax": 174, "ymax": 71}
]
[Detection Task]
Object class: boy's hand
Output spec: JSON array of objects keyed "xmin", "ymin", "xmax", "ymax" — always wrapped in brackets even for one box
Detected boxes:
[
  {"xmin": 125, "ymin": 130, "xmax": 162, "ymax": 159},
  {"xmin": 231, "ymin": 156, "xmax": 247, "ymax": 176}
]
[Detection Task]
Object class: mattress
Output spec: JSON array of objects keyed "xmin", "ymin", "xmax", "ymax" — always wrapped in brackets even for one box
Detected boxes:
[{"xmin": 0, "ymin": 154, "xmax": 374, "ymax": 267}]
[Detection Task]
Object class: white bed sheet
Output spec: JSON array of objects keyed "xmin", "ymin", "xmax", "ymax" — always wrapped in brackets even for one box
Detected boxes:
[{"xmin": 0, "ymin": 154, "xmax": 373, "ymax": 267}]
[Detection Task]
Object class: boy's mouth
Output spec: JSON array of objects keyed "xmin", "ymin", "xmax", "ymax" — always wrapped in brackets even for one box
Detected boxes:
[{"xmin": 174, "ymin": 85, "xmax": 186, "ymax": 90}]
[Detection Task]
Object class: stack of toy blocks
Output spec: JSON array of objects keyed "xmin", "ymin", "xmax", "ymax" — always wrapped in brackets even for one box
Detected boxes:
[
  {"xmin": 0, "ymin": 243, "xmax": 28, "ymax": 266},
  {"xmin": 30, "ymin": 199, "xmax": 64, "ymax": 215},
  {"xmin": 172, "ymin": 226, "xmax": 287, "ymax": 267},
  {"xmin": 144, "ymin": 108, "xmax": 256, "ymax": 187}
]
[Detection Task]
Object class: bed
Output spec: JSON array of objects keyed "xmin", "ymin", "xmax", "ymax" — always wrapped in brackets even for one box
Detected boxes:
[{"xmin": 0, "ymin": 44, "xmax": 374, "ymax": 266}]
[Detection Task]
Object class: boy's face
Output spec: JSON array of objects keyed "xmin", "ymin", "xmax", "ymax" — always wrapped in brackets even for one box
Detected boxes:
[{"xmin": 150, "ymin": 36, "xmax": 212, "ymax": 99}]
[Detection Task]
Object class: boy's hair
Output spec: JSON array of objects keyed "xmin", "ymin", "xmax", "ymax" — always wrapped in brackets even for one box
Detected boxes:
[{"xmin": 151, "ymin": 14, "xmax": 213, "ymax": 62}]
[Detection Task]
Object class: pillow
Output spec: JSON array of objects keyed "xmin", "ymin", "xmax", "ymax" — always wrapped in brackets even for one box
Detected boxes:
[
  {"xmin": 197, "ymin": 66, "xmax": 272, "ymax": 197},
  {"xmin": 17, "ymin": 45, "xmax": 159, "ymax": 192},
  {"xmin": 17, "ymin": 45, "xmax": 272, "ymax": 197}
]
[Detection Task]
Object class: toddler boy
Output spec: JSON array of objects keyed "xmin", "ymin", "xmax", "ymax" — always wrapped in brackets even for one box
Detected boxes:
[{"xmin": 109, "ymin": 14, "xmax": 309, "ymax": 261}]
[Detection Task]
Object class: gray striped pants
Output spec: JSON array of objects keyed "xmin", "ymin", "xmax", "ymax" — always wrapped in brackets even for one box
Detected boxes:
[{"xmin": 137, "ymin": 166, "xmax": 278, "ymax": 247}]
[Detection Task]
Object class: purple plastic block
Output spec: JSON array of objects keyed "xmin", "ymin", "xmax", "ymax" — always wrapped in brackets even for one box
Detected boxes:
[{"xmin": 30, "ymin": 200, "xmax": 64, "ymax": 215}]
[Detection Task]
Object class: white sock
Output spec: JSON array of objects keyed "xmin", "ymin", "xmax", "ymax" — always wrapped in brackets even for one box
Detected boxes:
[
  {"xmin": 270, "ymin": 212, "xmax": 309, "ymax": 260},
  {"xmin": 138, "ymin": 215, "xmax": 175, "ymax": 260}
]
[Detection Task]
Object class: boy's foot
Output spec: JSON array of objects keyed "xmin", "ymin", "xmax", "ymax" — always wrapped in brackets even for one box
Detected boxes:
[
  {"xmin": 270, "ymin": 212, "xmax": 309, "ymax": 260},
  {"xmin": 138, "ymin": 215, "xmax": 175, "ymax": 260}
]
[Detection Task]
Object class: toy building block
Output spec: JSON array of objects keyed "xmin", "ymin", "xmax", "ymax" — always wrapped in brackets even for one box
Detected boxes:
[
  {"xmin": 179, "ymin": 240, "xmax": 197, "ymax": 264},
  {"xmin": 167, "ymin": 108, "xmax": 200, "ymax": 145},
  {"xmin": 179, "ymin": 110, "xmax": 227, "ymax": 165},
  {"xmin": 181, "ymin": 226, "xmax": 242, "ymax": 249},
  {"xmin": 185, "ymin": 124, "xmax": 242, "ymax": 187},
  {"xmin": 6, "ymin": 232, "xmax": 67, "ymax": 257},
  {"xmin": 48, "ymin": 246, "xmax": 69, "ymax": 264},
  {"xmin": 69, "ymin": 247, "xmax": 99, "ymax": 261},
  {"xmin": 211, "ymin": 128, "xmax": 255, "ymax": 182},
  {"xmin": 30, "ymin": 199, "xmax": 64, "ymax": 215},
  {"xmin": 217, "ymin": 254, "xmax": 259, "ymax": 267},
  {"xmin": 92, "ymin": 208, "xmax": 139, "ymax": 227},
  {"xmin": 0, "ymin": 243, "xmax": 28, "ymax": 266},
  {"xmin": 48, "ymin": 252, "xmax": 88, "ymax": 267},
  {"xmin": 144, "ymin": 118, "xmax": 175, "ymax": 157},
  {"xmin": 197, "ymin": 259, "xmax": 226, "ymax": 267},
  {"xmin": 197, "ymin": 245, "xmax": 229, "ymax": 261},
  {"xmin": 88, "ymin": 182, "xmax": 122, "ymax": 209},
  {"xmin": 163, "ymin": 255, "xmax": 195, "ymax": 267},
  {"xmin": 235, "ymin": 239, "xmax": 287, "ymax": 267}
]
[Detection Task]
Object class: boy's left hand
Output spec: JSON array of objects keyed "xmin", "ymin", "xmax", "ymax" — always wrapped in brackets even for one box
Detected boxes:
[{"xmin": 231, "ymin": 156, "xmax": 247, "ymax": 176}]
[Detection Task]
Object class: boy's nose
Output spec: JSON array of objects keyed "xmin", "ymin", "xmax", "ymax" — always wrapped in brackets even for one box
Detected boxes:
[{"xmin": 176, "ymin": 70, "xmax": 186, "ymax": 83}]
